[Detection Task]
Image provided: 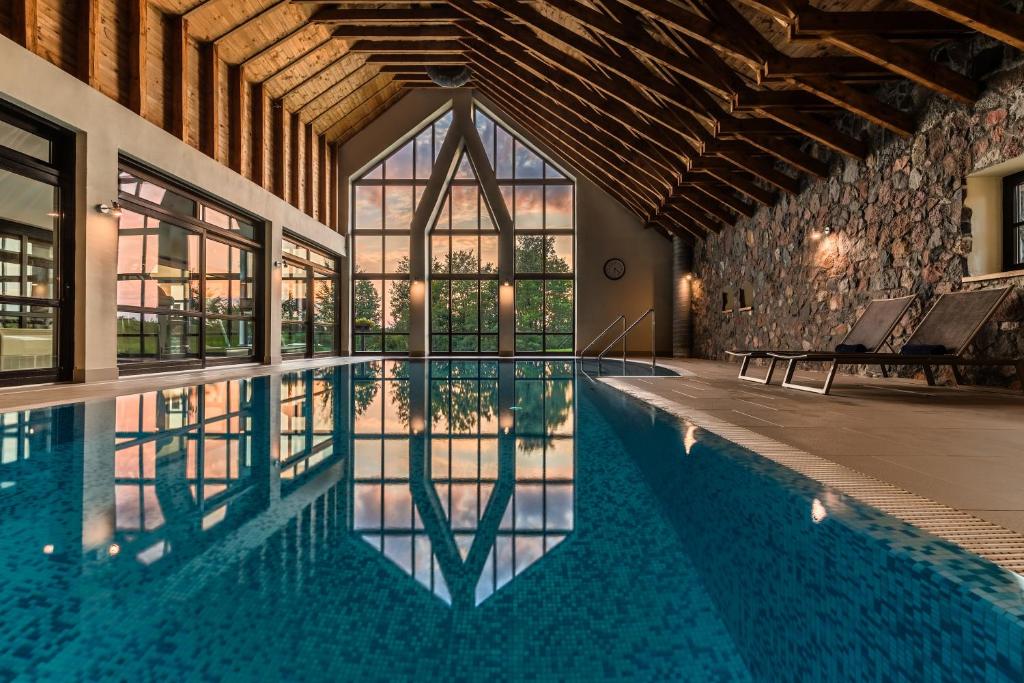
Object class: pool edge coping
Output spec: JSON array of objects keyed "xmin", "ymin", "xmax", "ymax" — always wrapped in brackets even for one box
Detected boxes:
[{"xmin": 600, "ymin": 376, "xmax": 1024, "ymax": 575}]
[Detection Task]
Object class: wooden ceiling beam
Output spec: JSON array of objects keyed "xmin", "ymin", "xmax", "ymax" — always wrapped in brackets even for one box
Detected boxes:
[
  {"xmin": 732, "ymin": 134, "xmax": 828, "ymax": 178},
  {"xmin": 199, "ymin": 43, "xmax": 221, "ymax": 159},
  {"xmin": 472, "ymin": 65, "xmax": 676, "ymax": 193},
  {"xmin": 364, "ymin": 54, "xmax": 467, "ymax": 64},
  {"xmin": 346, "ymin": 40, "xmax": 465, "ymax": 53},
  {"xmin": 758, "ymin": 106, "xmax": 868, "ymax": 159},
  {"xmin": 694, "ymin": 167, "xmax": 775, "ymax": 206},
  {"xmin": 732, "ymin": 0, "xmax": 808, "ymax": 22},
  {"xmin": 690, "ymin": 181, "xmax": 757, "ymax": 218},
  {"xmin": 311, "ymin": 7, "xmax": 463, "ymax": 23},
  {"xmin": 825, "ymin": 33, "xmax": 980, "ymax": 104},
  {"xmin": 468, "ymin": 52, "xmax": 682, "ymax": 182},
  {"xmin": 761, "ymin": 56, "xmax": 894, "ymax": 80},
  {"xmin": 732, "ymin": 89, "xmax": 833, "ymax": 112},
  {"xmin": 653, "ymin": 213, "xmax": 706, "ymax": 242},
  {"xmin": 664, "ymin": 203, "xmax": 723, "ymax": 234},
  {"xmin": 228, "ymin": 64, "xmax": 244, "ymax": 173},
  {"xmin": 908, "ymin": 0, "xmax": 1024, "ymax": 50},
  {"xmin": 672, "ymin": 189, "xmax": 738, "ymax": 224},
  {"xmin": 307, "ymin": 69, "xmax": 382, "ymax": 125},
  {"xmin": 540, "ymin": 0, "xmax": 737, "ymax": 100},
  {"xmin": 458, "ymin": 25, "xmax": 704, "ymax": 151},
  {"xmin": 279, "ymin": 51, "xmax": 363, "ymax": 101},
  {"xmin": 322, "ymin": 80, "xmax": 402, "ymax": 139},
  {"xmin": 213, "ymin": 0, "xmax": 288, "ymax": 45},
  {"xmin": 258, "ymin": 37, "xmax": 336, "ymax": 85},
  {"xmin": 481, "ymin": 86, "xmax": 663, "ymax": 215},
  {"xmin": 791, "ymin": 76, "xmax": 916, "ymax": 137},
  {"xmin": 451, "ymin": 0, "xmax": 722, "ymax": 124},
  {"xmin": 791, "ymin": 10, "xmax": 967, "ymax": 39},
  {"xmin": 240, "ymin": 23, "xmax": 316, "ymax": 68},
  {"xmin": 336, "ymin": 89, "xmax": 410, "ymax": 144},
  {"xmin": 331, "ymin": 25, "xmax": 464, "ymax": 39}
]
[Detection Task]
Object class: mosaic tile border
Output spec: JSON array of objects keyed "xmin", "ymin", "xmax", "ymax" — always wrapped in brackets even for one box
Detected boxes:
[{"xmin": 601, "ymin": 377, "xmax": 1024, "ymax": 574}]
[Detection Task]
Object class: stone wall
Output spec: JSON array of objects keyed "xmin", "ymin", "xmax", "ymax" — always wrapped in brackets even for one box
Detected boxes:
[{"xmin": 692, "ymin": 50, "xmax": 1024, "ymax": 389}]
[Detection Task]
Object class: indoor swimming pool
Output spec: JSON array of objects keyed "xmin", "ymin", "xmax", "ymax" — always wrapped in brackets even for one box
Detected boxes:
[{"xmin": 1, "ymin": 360, "xmax": 1022, "ymax": 681}]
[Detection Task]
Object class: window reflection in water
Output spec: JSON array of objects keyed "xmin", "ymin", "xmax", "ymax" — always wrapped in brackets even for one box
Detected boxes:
[
  {"xmin": 113, "ymin": 379, "xmax": 258, "ymax": 565},
  {"xmin": 0, "ymin": 409, "xmax": 57, "ymax": 492},
  {"xmin": 351, "ymin": 360, "xmax": 575, "ymax": 606},
  {"xmin": 280, "ymin": 368, "xmax": 342, "ymax": 486}
]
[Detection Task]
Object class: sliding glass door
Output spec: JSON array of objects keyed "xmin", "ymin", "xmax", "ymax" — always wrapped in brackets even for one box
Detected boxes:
[
  {"xmin": 280, "ymin": 236, "xmax": 339, "ymax": 358},
  {"xmin": 116, "ymin": 163, "xmax": 262, "ymax": 373},
  {"xmin": 0, "ymin": 104, "xmax": 74, "ymax": 385}
]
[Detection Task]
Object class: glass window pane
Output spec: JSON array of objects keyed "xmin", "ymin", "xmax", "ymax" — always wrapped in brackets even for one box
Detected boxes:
[
  {"xmin": 496, "ymin": 127, "xmax": 513, "ymax": 179},
  {"xmin": 282, "ymin": 322, "xmax": 307, "ymax": 354},
  {"xmin": 499, "ymin": 185, "xmax": 513, "ymax": 220},
  {"xmin": 547, "ymin": 235, "xmax": 573, "ymax": 274},
  {"xmin": 415, "ymin": 129, "xmax": 433, "ymax": 180},
  {"xmin": 450, "ymin": 281, "xmax": 479, "ymax": 333},
  {"xmin": 206, "ymin": 318, "xmax": 254, "ymax": 356},
  {"xmin": 546, "ymin": 334, "xmax": 573, "ymax": 353},
  {"xmin": 480, "ymin": 280, "xmax": 498, "ymax": 333},
  {"xmin": 0, "ymin": 118, "xmax": 50, "ymax": 161},
  {"xmin": 515, "ymin": 281, "xmax": 543, "ymax": 332},
  {"xmin": 545, "ymin": 162, "xmax": 566, "ymax": 180},
  {"xmin": 385, "ymin": 141, "xmax": 414, "ymax": 180},
  {"xmin": 363, "ymin": 163, "xmax": 383, "ymax": 180},
  {"xmin": 452, "ymin": 335, "xmax": 478, "ymax": 353},
  {"xmin": 431, "ymin": 334, "xmax": 449, "ymax": 353},
  {"xmin": 475, "ymin": 110, "xmax": 495, "ymax": 170},
  {"xmin": 202, "ymin": 206, "xmax": 230, "ymax": 230},
  {"xmin": 514, "ymin": 142, "xmax": 543, "ymax": 179},
  {"xmin": 515, "ymin": 235, "xmax": 544, "ymax": 274},
  {"xmin": 516, "ymin": 334, "xmax": 542, "ymax": 353},
  {"xmin": 353, "ymin": 279, "xmax": 383, "ymax": 331},
  {"xmin": 314, "ymin": 275, "xmax": 335, "ymax": 326},
  {"xmin": 0, "ymin": 169, "xmax": 57, "ymax": 231},
  {"xmin": 455, "ymin": 152, "xmax": 475, "ymax": 179},
  {"xmin": 354, "ymin": 186, "xmax": 382, "ymax": 230},
  {"xmin": 431, "ymin": 281, "xmax": 449, "ymax": 333},
  {"xmin": 515, "ymin": 186, "xmax": 543, "ymax": 230},
  {"xmin": 545, "ymin": 185, "xmax": 572, "ymax": 230},
  {"xmin": 431, "ymin": 235, "xmax": 449, "ymax": 274},
  {"xmin": 385, "ymin": 186, "xmax": 413, "ymax": 231},
  {"xmin": 451, "ymin": 186, "xmax": 478, "ymax": 231},
  {"xmin": 0, "ymin": 306, "xmax": 54, "ymax": 370},
  {"xmin": 450, "ymin": 234, "xmax": 478, "ymax": 274},
  {"xmin": 281, "ymin": 264, "xmax": 308, "ymax": 323},
  {"xmin": 384, "ymin": 279, "xmax": 410, "ymax": 333},
  {"xmin": 545, "ymin": 280, "xmax": 573, "ymax": 333},
  {"xmin": 433, "ymin": 111, "xmax": 453, "ymax": 156},
  {"xmin": 354, "ymin": 235, "xmax": 382, "ymax": 274},
  {"xmin": 384, "ymin": 235, "xmax": 409, "ymax": 273},
  {"xmin": 479, "ymin": 235, "xmax": 498, "ymax": 274},
  {"xmin": 384, "ymin": 334, "xmax": 408, "ymax": 353}
]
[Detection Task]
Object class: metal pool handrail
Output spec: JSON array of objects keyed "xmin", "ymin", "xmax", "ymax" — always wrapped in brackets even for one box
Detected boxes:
[
  {"xmin": 580, "ymin": 314, "xmax": 626, "ymax": 358},
  {"xmin": 597, "ymin": 309, "xmax": 656, "ymax": 370}
]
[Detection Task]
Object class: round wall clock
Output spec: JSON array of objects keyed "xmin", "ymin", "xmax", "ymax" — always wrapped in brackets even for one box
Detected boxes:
[{"xmin": 603, "ymin": 257, "xmax": 626, "ymax": 281}]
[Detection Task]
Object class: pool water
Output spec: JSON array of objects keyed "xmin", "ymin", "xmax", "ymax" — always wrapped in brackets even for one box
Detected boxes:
[{"xmin": 1, "ymin": 359, "xmax": 1023, "ymax": 681}]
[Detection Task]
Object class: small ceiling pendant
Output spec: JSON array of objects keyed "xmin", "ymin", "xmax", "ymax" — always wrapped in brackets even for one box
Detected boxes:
[{"xmin": 426, "ymin": 65, "xmax": 472, "ymax": 88}]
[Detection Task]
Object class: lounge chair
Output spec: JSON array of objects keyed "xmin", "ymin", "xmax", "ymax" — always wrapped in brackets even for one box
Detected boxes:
[
  {"xmin": 725, "ymin": 295, "xmax": 915, "ymax": 385},
  {"xmin": 769, "ymin": 287, "xmax": 1022, "ymax": 395}
]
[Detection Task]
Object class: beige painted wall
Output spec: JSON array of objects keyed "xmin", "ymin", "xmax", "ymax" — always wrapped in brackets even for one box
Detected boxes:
[
  {"xmin": 337, "ymin": 88, "xmax": 674, "ymax": 355},
  {"xmin": 0, "ymin": 36, "xmax": 343, "ymax": 381},
  {"xmin": 965, "ymin": 175, "xmax": 1003, "ymax": 276}
]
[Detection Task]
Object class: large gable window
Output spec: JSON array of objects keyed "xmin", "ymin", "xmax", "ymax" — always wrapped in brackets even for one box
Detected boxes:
[{"xmin": 349, "ymin": 101, "xmax": 574, "ymax": 356}]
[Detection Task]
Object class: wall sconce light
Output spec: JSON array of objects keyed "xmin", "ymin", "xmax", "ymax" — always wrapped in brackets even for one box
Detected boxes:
[
  {"xmin": 97, "ymin": 201, "xmax": 123, "ymax": 218},
  {"xmin": 822, "ymin": 225, "xmax": 833, "ymax": 237},
  {"xmin": 271, "ymin": 259, "xmax": 283, "ymax": 268},
  {"xmin": 502, "ymin": 280, "xmax": 512, "ymax": 287},
  {"xmin": 683, "ymin": 273, "xmax": 693, "ymax": 282}
]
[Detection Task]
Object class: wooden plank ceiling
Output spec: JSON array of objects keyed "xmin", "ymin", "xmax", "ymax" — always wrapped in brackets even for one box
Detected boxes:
[{"xmin": 5, "ymin": 0, "xmax": 1024, "ymax": 237}]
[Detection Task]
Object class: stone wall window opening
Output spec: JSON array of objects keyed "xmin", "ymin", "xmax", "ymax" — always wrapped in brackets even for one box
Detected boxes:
[
  {"xmin": 1002, "ymin": 170, "xmax": 1024, "ymax": 271},
  {"xmin": 429, "ymin": 148, "xmax": 500, "ymax": 354},
  {"xmin": 352, "ymin": 109, "xmax": 454, "ymax": 354},
  {"xmin": 738, "ymin": 285, "xmax": 753, "ymax": 312},
  {"xmin": 115, "ymin": 162, "xmax": 262, "ymax": 374},
  {"xmin": 472, "ymin": 105, "xmax": 576, "ymax": 355}
]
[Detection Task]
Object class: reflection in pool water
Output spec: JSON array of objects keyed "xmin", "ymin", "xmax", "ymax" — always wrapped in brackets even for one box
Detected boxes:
[{"xmin": 1, "ymin": 360, "xmax": 1023, "ymax": 681}]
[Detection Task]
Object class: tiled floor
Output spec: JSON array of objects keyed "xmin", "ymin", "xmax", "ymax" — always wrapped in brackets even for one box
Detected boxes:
[{"xmin": 606, "ymin": 358, "xmax": 1024, "ymax": 535}]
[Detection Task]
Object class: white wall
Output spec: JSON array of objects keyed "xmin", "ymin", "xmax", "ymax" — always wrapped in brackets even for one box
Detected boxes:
[
  {"xmin": 337, "ymin": 88, "xmax": 674, "ymax": 355},
  {"xmin": 0, "ymin": 36, "xmax": 343, "ymax": 380}
]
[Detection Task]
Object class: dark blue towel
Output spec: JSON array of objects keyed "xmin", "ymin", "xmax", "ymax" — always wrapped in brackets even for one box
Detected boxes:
[
  {"xmin": 835, "ymin": 343, "xmax": 868, "ymax": 353},
  {"xmin": 900, "ymin": 344, "xmax": 948, "ymax": 356}
]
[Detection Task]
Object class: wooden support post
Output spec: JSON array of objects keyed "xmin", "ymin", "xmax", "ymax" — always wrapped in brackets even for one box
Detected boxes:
[
  {"xmin": 304, "ymin": 123, "xmax": 314, "ymax": 216},
  {"xmin": 228, "ymin": 64, "xmax": 244, "ymax": 173},
  {"xmin": 167, "ymin": 15, "xmax": 189, "ymax": 140},
  {"xmin": 289, "ymin": 112, "xmax": 300, "ymax": 208},
  {"xmin": 127, "ymin": 0, "xmax": 148, "ymax": 116},
  {"xmin": 12, "ymin": 0, "xmax": 38, "ymax": 53},
  {"xmin": 329, "ymin": 143, "xmax": 339, "ymax": 231},
  {"xmin": 251, "ymin": 82, "xmax": 267, "ymax": 187},
  {"xmin": 77, "ymin": 0, "xmax": 99, "ymax": 85},
  {"xmin": 271, "ymin": 100, "xmax": 285, "ymax": 199},
  {"xmin": 199, "ymin": 42, "xmax": 222, "ymax": 159},
  {"xmin": 317, "ymin": 135, "xmax": 327, "ymax": 222}
]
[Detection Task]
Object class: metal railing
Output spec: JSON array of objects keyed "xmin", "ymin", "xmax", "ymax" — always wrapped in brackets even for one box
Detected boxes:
[
  {"xmin": 597, "ymin": 308, "xmax": 656, "ymax": 370},
  {"xmin": 579, "ymin": 314, "xmax": 625, "ymax": 359}
]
